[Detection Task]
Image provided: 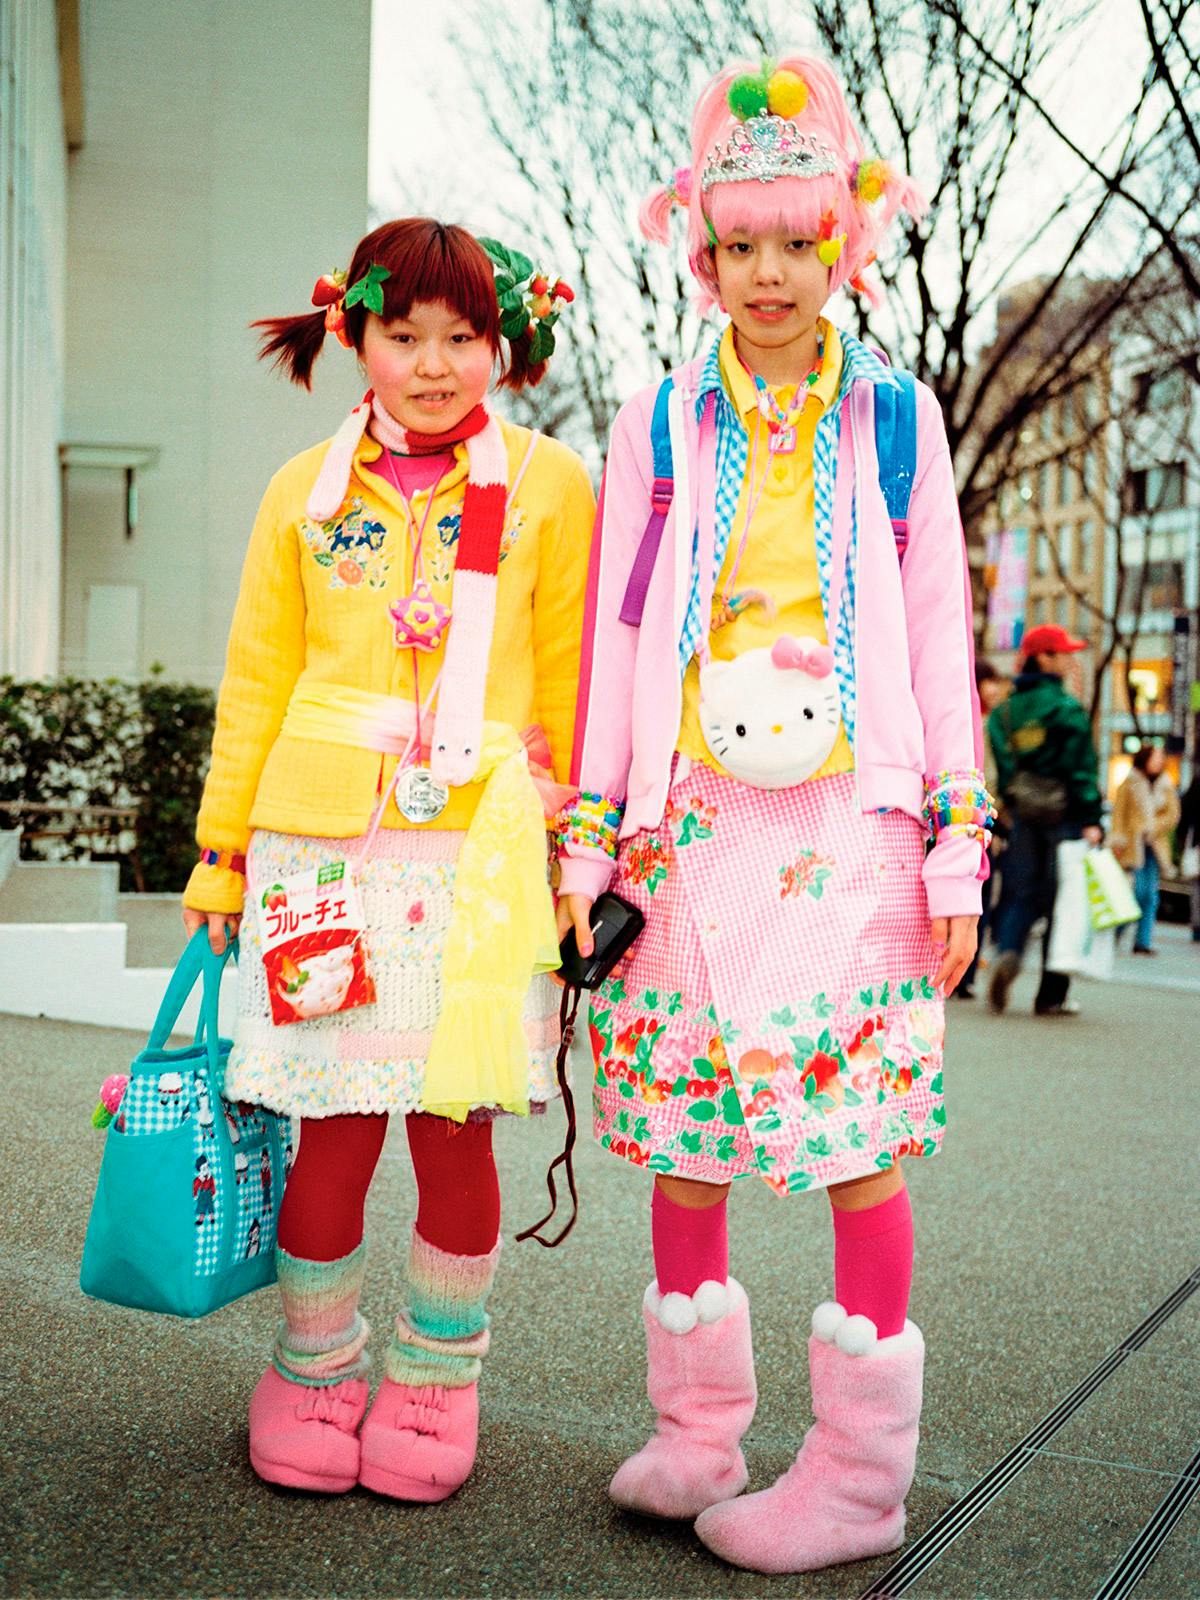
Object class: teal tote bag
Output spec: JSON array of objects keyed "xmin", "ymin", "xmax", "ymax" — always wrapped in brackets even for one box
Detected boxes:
[{"xmin": 80, "ymin": 930, "xmax": 292, "ymax": 1317}]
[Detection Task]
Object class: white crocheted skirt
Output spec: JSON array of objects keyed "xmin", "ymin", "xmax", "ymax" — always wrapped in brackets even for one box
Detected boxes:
[{"xmin": 223, "ymin": 828, "xmax": 561, "ymax": 1119}]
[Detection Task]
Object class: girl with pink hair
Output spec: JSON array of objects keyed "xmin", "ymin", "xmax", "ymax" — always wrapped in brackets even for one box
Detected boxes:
[{"xmin": 555, "ymin": 56, "xmax": 992, "ymax": 1574}]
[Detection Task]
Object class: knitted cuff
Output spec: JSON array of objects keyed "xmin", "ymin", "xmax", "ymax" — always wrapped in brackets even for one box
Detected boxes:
[
  {"xmin": 273, "ymin": 1240, "xmax": 371, "ymax": 1387},
  {"xmin": 385, "ymin": 1230, "xmax": 502, "ymax": 1390},
  {"xmin": 555, "ymin": 791, "xmax": 625, "ymax": 860},
  {"xmin": 922, "ymin": 769, "xmax": 996, "ymax": 849},
  {"xmin": 183, "ymin": 860, "xmax": 248, "ymax": 918}
]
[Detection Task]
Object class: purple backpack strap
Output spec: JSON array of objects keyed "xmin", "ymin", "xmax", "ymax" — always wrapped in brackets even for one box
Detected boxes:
[{"xmin": 619, "ymin": 376, "xmax": 675, "ymax": 627}]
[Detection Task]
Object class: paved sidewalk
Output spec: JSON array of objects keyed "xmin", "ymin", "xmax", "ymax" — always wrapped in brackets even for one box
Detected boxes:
[
  {"xmin": 4, "ymin": 972, "xmax": 1199, "ymax": 1599},
  {"xmin": 1111, "ymin": 918, "xmax": 1200, "ymax": 994}
]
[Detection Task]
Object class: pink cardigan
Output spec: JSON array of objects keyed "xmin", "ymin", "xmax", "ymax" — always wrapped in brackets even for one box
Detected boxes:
[{"xmin": 560, "ymin": 352, "xmax": 986, "ymax": 919}]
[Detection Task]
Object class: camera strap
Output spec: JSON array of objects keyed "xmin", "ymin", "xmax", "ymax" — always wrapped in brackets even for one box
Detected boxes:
[{"xmin": 515, "ymin": 983, "xmax": 582, "ymax": 1248}]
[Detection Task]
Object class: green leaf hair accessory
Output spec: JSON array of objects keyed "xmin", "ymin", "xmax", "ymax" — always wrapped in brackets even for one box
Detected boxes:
[
  {"xmin": 343, "ymin": 262, "xmax": 391, "ymax": 315},
  {"xmin": 478, "ymin": 236, "xmax": 573, "ymax": 364}
]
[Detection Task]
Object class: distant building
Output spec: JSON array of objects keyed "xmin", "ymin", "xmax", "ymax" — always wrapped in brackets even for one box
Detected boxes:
[
  {"xmin": 3, "ymin": 0, "xmax": 370, "ymax": 686},
  {"xmin": 975, "ymin": 273, "xmax": 1198, "ymax": 796},
  {"xmin": 1101, "ymin": 288, "xmax": 1200, "ymax": 797}
]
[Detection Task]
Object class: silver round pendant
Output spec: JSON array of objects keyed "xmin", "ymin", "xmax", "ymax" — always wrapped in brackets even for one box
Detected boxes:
[{"xmin": 395, "ymin": 765, "xmax": 449, "ymax": 824}]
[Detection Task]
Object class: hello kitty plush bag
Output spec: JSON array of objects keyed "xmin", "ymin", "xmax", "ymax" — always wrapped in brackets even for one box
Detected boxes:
[
  {"xmin": 698, "ymin": 636, "xmax": 842, "ymax": 787},
  {"xmin": 80, "ymin": 931, "xmax": 290, "ymax": 1317}
]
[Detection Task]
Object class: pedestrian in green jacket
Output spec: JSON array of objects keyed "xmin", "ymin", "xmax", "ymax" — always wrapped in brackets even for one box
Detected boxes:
[{"xmin": 986, "ymin": 625, "xmax": 1103, "ymax": 1016}]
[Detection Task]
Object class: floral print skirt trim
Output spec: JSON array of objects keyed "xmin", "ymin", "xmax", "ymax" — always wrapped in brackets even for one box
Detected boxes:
[
  {"xmin": 591, "ymin": 765, "xmax": 946, "ymax": 1195},
  {"xmin": 226, "ymin": 828, "xmax": 559, "ymax": 1120}
]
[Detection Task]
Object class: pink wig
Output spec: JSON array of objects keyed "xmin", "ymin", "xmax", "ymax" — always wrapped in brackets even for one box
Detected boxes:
[{"xmin": 640, "ymin": 55, "xmax": 926, "ymax": 312}]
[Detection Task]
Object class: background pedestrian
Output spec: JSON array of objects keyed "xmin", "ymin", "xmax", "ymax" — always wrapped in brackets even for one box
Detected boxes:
[
  {"xmin": 1111, "ymin": 745, "xmax": 1181, "ymax": 955},
  {"xmin": 987, "ymin": 624, "xmax": 1102, "ymax": 1016}
]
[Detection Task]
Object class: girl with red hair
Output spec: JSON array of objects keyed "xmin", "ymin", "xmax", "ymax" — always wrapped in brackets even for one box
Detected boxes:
[
  {"xmin": 557, "ymin": 58, "xmax": 990, "ymax": 1573},
  {"xmin": 182, "ymin": 218, "xmax": 593, "ymax": 1502}
]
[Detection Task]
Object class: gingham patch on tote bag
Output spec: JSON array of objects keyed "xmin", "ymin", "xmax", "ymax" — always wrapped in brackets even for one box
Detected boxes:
[{"xmin": 80, "ymin": 930, "xmax": 291, "ymax": 1317}]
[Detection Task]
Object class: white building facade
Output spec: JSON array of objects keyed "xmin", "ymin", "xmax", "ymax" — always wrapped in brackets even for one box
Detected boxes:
[
  {"xmin": 1, "ymin": 0, "xmax": 73, "ymax": 677},
  {"xmin": 3, "ymin": 0, "xmax": 371, "ymax": 688}
]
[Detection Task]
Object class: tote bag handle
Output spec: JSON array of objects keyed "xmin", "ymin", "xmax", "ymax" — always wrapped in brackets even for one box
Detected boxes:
[{"xmin": 147, "ymin": 929, "xmax": 237, "ymax": 1060}]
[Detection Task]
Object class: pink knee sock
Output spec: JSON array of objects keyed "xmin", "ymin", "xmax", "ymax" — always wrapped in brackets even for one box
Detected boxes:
[
  {"xmin": 651, "ymin": 1184, "xmax": 729, "ymax": 1297},
  {"xmin": 832, "ymin": 1186, "xmax": 914, "ymax": 1339}
]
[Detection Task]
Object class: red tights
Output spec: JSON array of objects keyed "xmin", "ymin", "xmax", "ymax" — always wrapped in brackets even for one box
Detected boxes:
[{"xmin": 276, "ymin": 1111, "xmax": 501, "ymax": 1262}]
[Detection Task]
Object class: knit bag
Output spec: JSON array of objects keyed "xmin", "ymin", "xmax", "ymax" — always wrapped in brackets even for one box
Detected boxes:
[{"xmin": 80, "ymin": 931, "xmax": 291, "ymax": 1318}]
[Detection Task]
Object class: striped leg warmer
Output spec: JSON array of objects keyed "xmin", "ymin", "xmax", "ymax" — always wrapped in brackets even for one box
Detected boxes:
[
  {"xmin": 273, "ymin": 1240, "xmax": 371, "ymax": 1387},
  {"xmin": 385, "ymin": 1229, "xmax": 501, "ymax": 1389}
]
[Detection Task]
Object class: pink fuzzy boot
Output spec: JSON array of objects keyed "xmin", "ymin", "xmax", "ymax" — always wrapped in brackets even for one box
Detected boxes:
[
  {"xmin": 358, "ymin": 1380, "xmax": 478, "ymax": 1502},
  {"xmin": 248, "ymin": 1368, "xmax": 370, "ymax": 1493},
  {"xmin": 609, "ymin": 1278, "xmax": 756, "ymax": 1519},
  {"xmin": 694, "ymin": 1301, "xmax": 924, "ymax": 1574}
]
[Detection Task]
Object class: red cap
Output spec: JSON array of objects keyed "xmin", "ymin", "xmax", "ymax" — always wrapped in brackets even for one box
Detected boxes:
[{"xmin": 1020, "ymin": 623, "xmax": 1087, "ymax": 660}]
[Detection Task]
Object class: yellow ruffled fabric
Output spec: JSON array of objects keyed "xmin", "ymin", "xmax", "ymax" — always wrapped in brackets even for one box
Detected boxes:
[{"xmin": 421, "ymin": 723, "xmax": 562, "ymax": 1121}]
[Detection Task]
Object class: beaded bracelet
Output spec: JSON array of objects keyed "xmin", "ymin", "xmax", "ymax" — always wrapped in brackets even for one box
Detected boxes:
[
  {"xmin": 198, "ymin": 848, "xmax": 247, "ymax": 876},
  {"xmin": 555, "ymin": 791, "xmax": 625, "ymax": 860},
  {"xmin": 922, "ymin": 769, "xmax": 997, "ymax": 846}
]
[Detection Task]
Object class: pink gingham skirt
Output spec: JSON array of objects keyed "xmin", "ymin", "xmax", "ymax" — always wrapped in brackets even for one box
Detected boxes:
[{"xmin": 590, "ymin": 765, "xmax": 946, "ymax": 1194}]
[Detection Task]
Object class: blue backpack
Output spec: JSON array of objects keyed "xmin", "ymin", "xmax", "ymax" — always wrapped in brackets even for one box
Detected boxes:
[{"xmin": 619, "ymin": 367, "xmax": 918, "ymax": 627}]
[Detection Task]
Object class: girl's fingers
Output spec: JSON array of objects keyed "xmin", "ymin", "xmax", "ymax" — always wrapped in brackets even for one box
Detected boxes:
[
  {"xmin": 207, "ymin": 913, "xmax": 240, "ymax": 956},
  {"xmin": 551, "ymin": 894, "xmax": 594, "ymax": 985},
  {"xmin": 931, "ymin": 917, "xmax": 976, "ymax": 994}
]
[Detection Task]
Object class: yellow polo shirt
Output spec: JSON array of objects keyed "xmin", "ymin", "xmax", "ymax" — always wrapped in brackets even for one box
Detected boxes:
[{"xmin": 677, "ymin": 321, "xmax": 855, "ymax": 779}]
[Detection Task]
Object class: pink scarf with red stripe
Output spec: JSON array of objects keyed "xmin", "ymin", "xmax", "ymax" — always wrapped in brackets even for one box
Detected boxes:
[{"xmin": 307, "ymin": 391, "xmax": 508, "ymax": 787}]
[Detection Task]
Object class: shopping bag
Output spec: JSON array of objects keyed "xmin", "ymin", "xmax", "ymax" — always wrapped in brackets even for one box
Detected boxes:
[
  {"xmin": 1046, "ymin": 840, "xmax": 1115, "ymax": 980},
  {"xmin": 1181, "ymin": 845, "xmax": 1200, "ymax": 881},
  {"xmin": 1083, "ymin": 847, "xmax": 1141, "ymax": 930},
  {"xmin": 80, "ymin": 931, "xmax": 291, "ymax": 1317}
]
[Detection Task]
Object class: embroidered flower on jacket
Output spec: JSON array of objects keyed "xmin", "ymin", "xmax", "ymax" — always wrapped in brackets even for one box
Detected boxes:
[
  {"xmin": 301, "ymin": 498, "xmax": 391, "ymax": 589},
  {"xmin": 430, "ymin": 508, "xmax": 527, "ymax": 584}
]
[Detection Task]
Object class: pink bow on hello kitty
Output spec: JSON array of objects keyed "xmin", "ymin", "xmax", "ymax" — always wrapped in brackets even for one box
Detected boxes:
[{"xmin": 771, "ymin": 636, "xmax": 834, "ymax": 677}]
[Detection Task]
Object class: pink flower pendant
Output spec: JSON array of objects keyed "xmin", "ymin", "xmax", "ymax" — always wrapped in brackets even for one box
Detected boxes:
[{"xmin": 389, "ymin": 581, "xmax": 450, "ymax": 651}]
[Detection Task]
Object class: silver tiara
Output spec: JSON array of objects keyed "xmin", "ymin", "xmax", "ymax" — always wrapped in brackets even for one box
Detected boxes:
[{"xmin": 701, "ymin": 113, "xmax": 838, "ymax": 190}]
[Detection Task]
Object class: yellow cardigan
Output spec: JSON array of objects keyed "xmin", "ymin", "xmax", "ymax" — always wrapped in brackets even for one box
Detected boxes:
[{"xmin": 185, "ymin": 420, "xmax": 596, "ymax": 915}]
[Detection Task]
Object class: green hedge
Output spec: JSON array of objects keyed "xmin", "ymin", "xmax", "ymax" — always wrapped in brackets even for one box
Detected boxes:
[{"xmin": 0, "ymin": 673, "xmax": 215, "ymax": 892}]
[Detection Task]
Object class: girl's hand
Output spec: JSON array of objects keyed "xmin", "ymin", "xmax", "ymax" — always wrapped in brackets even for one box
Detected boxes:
[
  {"xmin": 552, "ymin": 893, "xmax": 597, "ymax": 988},
  {"xmin": 930, "ymin": 915, "xmax": 977, "ymax": 996},
  {"xmin": 183, "ymin": 906, "xmax": 242, "ymax": 956}
]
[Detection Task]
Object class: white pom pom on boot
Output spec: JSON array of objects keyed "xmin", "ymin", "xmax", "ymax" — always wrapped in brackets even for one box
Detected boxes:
[{"xmin": 608, "ymin": 1278, "xmax": 757, "ymax": 1520}]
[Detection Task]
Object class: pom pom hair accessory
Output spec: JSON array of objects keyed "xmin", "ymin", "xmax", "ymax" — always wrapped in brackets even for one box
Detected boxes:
[
  {"xmin": 702, "ymin": 62, "xmax": 837, "ymax": 190},
  {"xmin": 478, "ymin": 237, "xmax": 574, "ymax": 366},
  {"xmin": 853, "ymin": 158, "xmax": 893, "ymax": 204}
]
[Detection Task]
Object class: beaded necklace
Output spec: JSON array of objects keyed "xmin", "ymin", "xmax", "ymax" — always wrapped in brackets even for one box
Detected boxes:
[{"xmin": 751, "ymin": 330, "xmax": 826, "ymax": 455}]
